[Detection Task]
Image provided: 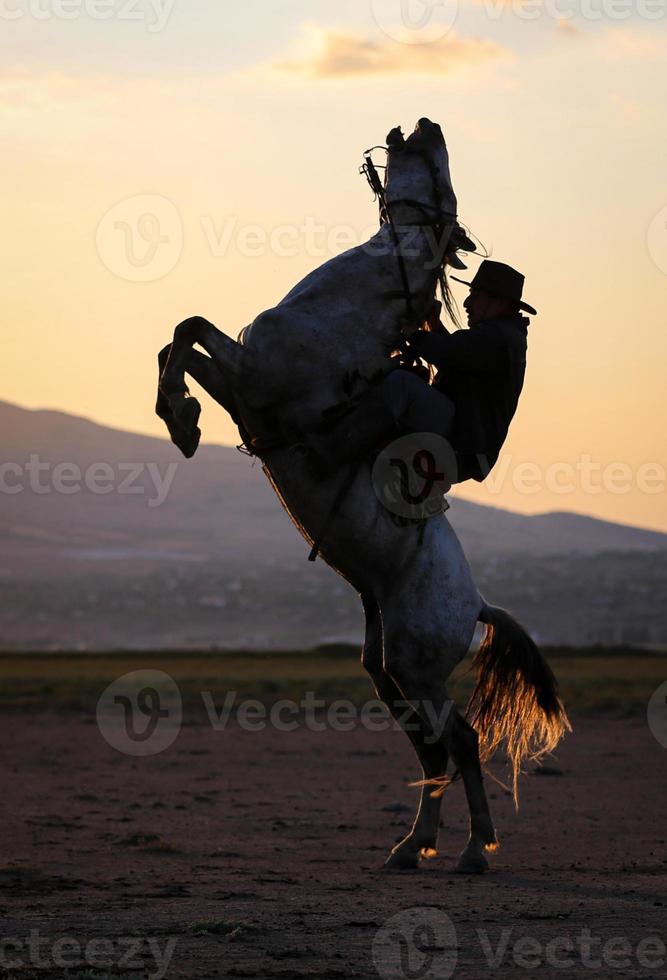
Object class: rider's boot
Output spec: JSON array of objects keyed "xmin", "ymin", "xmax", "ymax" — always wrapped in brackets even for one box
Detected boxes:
[{"xmin": 304, "ymin": 387, "xmax": 397, "ymax": 480}]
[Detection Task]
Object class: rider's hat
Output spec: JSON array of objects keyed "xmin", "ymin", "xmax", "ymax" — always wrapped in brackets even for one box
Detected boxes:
[{"xmin": 452, "ymin": 260, "xmax": 537, "ymax": 315}]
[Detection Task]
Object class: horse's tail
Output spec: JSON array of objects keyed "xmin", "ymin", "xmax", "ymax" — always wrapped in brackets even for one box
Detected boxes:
[{"xmin": 468, "ymin": 604, "xmax": 571, "ymax": 806}]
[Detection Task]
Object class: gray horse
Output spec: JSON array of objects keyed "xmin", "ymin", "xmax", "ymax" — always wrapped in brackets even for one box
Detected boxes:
[{"xmin": 157, "ymin": 118, "xmax": 570, "ymax": 874}]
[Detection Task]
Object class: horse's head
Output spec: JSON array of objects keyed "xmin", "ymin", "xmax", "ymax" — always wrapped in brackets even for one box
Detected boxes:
[{"xmin": 384, "ymin": 118, "xmax": 475, "ymax": 266}]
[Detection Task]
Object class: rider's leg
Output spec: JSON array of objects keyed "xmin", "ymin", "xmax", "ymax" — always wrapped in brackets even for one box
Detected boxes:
[
  {"xmin": 380, "ymin": 369, "xmax": 455, "ymax": 439},
  {"xmin": 305, "ymin": 369, "xmax": 455, "ymax": 478}
]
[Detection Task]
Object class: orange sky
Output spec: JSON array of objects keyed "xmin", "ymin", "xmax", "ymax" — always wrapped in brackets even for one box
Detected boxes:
[{"xmin": 3, "ymin": 4, "xmax": 666, "ymax": 531}]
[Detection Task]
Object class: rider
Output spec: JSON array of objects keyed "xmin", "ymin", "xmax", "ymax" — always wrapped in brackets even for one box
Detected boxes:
[{"xmin": 305, "ymin": 260, "xmax": 536, "ymax": 484}]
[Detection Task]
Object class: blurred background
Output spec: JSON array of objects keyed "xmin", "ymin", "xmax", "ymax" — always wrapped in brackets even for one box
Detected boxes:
[{"xmin": 2, "ymin": 0, "xmax": 666, "ymax": 650}]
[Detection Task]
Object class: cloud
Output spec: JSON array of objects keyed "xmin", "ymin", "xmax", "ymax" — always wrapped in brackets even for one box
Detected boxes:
[
  {"xmin": 610, "ymin": 93, "xmax": 659, "ymax": 127},
  {"xmin": 555, "ymin": 19, "xmax": 581, "ymax": 39},
  {"xmin": 272, "ymin": 24, "xmax": 508, "ymax": 79},
  {"xmin": 598, "ymin": 26, "xmax": 667, "ymax": 60}
]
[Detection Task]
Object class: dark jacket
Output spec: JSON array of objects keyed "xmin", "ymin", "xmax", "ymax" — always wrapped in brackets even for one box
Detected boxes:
[{"xmin": 408, "ymin": 314, "xmax": 529, "ymax": 482}]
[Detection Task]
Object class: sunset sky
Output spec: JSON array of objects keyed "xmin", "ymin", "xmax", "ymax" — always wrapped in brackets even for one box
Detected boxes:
[{"xmin": 3, "ymin": 1, "xmax": 666, "ymax": 531}]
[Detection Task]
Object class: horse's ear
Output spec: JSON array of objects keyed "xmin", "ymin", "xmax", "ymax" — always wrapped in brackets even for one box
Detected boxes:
[
  {"xmin": 451, "ymin": 225, "xmax": 477, "ymax": 254},
  {"xmin": 386, "ymin": 127, "xmax": 405, "ymax": 148}
]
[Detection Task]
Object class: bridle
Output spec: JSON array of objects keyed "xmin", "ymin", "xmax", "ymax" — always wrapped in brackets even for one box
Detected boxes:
[{"xmin": 360, "ymin": 143, "xmax": 459, "ymax": 326}]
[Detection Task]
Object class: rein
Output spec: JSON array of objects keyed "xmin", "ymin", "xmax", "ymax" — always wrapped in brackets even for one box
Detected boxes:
[
  {"xmin": 362, "ymin": 151, "xmax": 417, "ymax": 323},
  {"xmin": 361, "ymin": 147, "xmax": 457, "ymax": 336}
]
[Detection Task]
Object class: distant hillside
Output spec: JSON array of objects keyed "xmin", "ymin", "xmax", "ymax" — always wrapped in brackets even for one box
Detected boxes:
[
  {"xmin": 2, "ymin": 400, "xmax": 665, "ymax": 579},
  {"xmin": 1, "ymin": 401, "xmax": 665, "ymax": 649}
]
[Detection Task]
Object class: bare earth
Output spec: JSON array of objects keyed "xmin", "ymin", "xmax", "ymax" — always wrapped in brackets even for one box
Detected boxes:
[{"xmin": 1, "ymin": 712, "xmax": 665, "ymax": 979}]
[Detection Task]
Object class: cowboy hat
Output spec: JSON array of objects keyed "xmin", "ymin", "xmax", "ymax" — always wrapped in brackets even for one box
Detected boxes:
[{"xmin": 452, "ymin": 260, "xmax": 537, "ymax": 316}]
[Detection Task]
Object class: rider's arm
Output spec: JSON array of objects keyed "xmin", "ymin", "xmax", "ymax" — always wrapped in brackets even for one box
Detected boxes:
[{"xmin": 408, "ymin": 325, "xmax": 505, "ymax": 375}]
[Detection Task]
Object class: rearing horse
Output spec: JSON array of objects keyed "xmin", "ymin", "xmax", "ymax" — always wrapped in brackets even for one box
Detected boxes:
[{"xmin": 157, "ymin": 117, "xmax": 570, "ymax": 873}]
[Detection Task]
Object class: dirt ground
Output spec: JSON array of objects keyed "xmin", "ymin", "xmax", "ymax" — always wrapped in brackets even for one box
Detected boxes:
[{"xmin": 1, "ymin": 711, "xmax": 666, "ymax": 979}]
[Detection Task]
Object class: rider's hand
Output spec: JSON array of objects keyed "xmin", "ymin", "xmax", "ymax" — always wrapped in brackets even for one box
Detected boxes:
[
  {"xmin": 399, "ymin": 318, "xmax": 421, "ymax": 338},
  {"xmin": 400, "ymin": 299, "xmax": 442, "ymax": 338}
]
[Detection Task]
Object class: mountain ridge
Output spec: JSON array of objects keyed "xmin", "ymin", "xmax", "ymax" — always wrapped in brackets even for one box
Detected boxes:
[
  {"xmin": 2, "ymin": 399, "xmax": 666, "ymax": 573},
  {"xmin": 2, "ymin": 400, "xmax": 665, "ymax": 649}
]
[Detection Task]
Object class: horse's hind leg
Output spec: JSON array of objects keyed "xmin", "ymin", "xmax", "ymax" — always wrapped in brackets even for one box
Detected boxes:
[
  {"xmin": 449, "ymin": 710, "xmax": 499, "ymax": 873},
  {"xmin": 362, "ymin": 595, "xmax": 450, "ymax": 869},
  {"xmin": 379, "ymin": 593, "xmax": 498, "ymax": 873}
]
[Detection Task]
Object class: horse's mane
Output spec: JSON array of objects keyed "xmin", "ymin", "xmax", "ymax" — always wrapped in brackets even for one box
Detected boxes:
[{"xmin": 437, "ymin": 267, "xmax": 461, "ymax": 331}]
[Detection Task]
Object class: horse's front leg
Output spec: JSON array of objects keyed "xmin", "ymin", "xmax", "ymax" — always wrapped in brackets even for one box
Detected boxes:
[
  {"xmin": 158, "ymin": 316, "xmax": 249, "ymax": 458},
  {"xmin": 156, "ymin": 341, "xmax": 202, "ymax": 458},
  {"xmin": 156, "ymin": 344, "xmax": 241, "ymax": 456}
]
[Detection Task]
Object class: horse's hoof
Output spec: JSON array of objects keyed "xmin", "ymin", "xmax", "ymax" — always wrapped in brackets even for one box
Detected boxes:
[
  {"xmin": 180, "ymin": 426, "xmax": 201, "ymax": 459},
  {"xmin": 168, "ymin": 398, "xmax": 201, "ymax": 459},
  {"xmin": 454, "ymin": 849, "xmax": 489, "ymax": 875},
  {"xmin": 383, "ymin": 849, "xmax": 420, "ymax": 871},
  {"xmin": 168, "ymin": 420, "xmax": 201, "ymax": 459}
]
